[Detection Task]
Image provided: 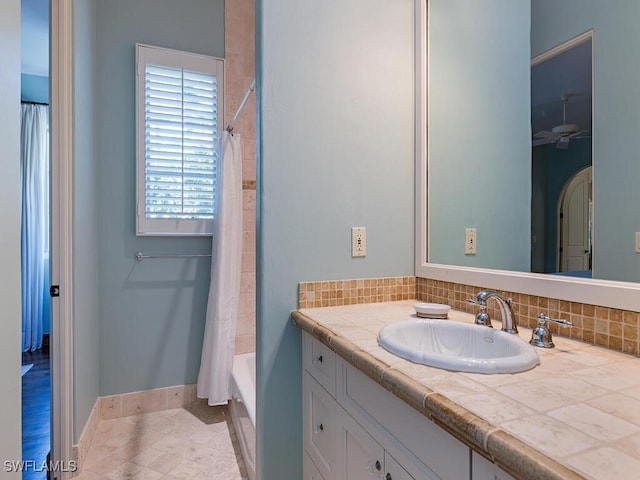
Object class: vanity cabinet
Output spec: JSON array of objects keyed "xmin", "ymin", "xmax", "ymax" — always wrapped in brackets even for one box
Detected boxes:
[
  {"xmin": 337, "ymin": 362, "xmax": 468, "ymax": 480},
  {"xmin": 304, "ymin": 367, "xmax": 419, "ymax": 480},
  {"xmin": 303, "ymin": 332, "xmax": 496, "ymax": 480}
]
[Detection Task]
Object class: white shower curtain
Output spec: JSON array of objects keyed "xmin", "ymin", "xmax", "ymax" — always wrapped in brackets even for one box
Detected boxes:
[
  {"xmin": 20, "ymin": 104, "xmax": 50, "ymax": 352},
  {"xmin": 197, "ymin": 131, "xmax": 243, "ymax": 405}
]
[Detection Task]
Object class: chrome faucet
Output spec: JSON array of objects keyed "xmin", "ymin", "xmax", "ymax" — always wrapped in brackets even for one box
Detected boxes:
[{"xmin": 473, "ymin": 290, "xmax": 518, "ymax": 334}]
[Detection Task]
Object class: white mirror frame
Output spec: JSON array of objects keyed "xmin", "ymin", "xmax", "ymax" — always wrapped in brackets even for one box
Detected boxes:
[{"xmin": 414, "ymin": 0, "xmax": 640, "ymax": 313}]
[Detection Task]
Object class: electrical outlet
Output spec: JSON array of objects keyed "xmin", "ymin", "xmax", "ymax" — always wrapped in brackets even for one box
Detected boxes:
[
  {"xmin": 465, "ymin": 228, "xmax": 477, "ymax": 255},
  {"xmin": 352, "ymin": 227, "xmax": 366, "ymax": 257},
  {"xmin": 635, "ymin": 232, "xmax": 640, "ymax": 253}
]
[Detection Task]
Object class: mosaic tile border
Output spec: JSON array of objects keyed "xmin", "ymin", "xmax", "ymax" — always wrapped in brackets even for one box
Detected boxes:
[
  {"xmin": 297, "ymin": 275, "xmax": 640, "ymax": 356},
  {"xmin": 416, "ymin": 277, "xmax": 640, "ymax": 357},
  {"xmin": 298, "ymin": 276, "xmax": 416, "ymax": 308}
]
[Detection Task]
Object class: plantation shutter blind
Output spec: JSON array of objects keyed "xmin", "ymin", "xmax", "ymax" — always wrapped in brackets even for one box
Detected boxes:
[{"xmin": 136, "ymin": 44, "xmax": 224, "ymax": 235}]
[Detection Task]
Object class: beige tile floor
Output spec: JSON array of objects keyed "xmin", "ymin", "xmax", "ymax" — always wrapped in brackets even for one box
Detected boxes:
[{"xmin": 74, "ymin": 403, "xmax": 248, "ymax": 480}]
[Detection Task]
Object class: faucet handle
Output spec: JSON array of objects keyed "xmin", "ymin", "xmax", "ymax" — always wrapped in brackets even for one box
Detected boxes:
[
  {"xmin": 530, "ymin": 313, "xmax": 572, "ymax": 348},
  {"xmin": 467, "ymin": 298, "xmax": 492, "ymax": 327},
  {"xmin": 475, "ymin": 305, "xmax": 492, "ymax": 328},
  {"xmin": 537, "ymin": 313, "xmax": 573, "ymax": 327}
]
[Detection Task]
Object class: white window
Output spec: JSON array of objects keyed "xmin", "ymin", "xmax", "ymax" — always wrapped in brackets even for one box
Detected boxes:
[{"xmin": 135, "ymin": 44, "xmax": 224, "ymax": 235}]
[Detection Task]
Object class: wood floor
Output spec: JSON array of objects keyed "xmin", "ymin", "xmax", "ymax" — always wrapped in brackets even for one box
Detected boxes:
[{"xmin": 22, "ymin": 347, "xmax": 50, "ymax": 480}]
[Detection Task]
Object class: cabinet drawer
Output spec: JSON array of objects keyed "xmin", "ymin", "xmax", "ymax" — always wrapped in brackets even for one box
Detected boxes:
[
  {"xmin": 303, "ymin": 332, "xmax": 337, "ymax": 396},
  {"xmin": 303, "ymin": 372, "xmax": 341, "ymax": 480},
  {"xmin": 338, "ymin": 361, "xmax": 469, "ymax": 479}
]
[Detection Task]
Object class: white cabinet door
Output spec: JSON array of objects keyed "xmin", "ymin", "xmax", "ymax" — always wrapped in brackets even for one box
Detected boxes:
[
  {"xmin": 304, "ymin": 372, "xmax": 342, "ymax": 480},
  {"xmin": 472, "ymin": 452, "xmax": 516, "ymax": 480},
  {"xmin": 342, "ymin": 412, "xmax": 385, "ymax": 480}
]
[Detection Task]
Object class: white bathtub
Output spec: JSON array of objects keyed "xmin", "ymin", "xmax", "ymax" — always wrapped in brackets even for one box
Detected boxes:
[{"xmin": 230, "ymin": 352, "xmax": 255, "ymax": 480}]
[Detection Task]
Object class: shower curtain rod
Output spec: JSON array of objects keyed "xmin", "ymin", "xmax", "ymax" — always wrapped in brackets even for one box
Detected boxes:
[
  {"xmin": 225, "ymin": 79, "xmax": 256, "ymax": 133},
  {"xmin": 21, "ymin": 100, "xmax": 49, "ymax": 106}
]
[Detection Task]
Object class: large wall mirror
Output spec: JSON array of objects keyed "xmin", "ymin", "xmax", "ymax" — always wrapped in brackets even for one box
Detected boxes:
[{"xmin": 415, "ymin": 0, "xmax": 640, "ymax": 311}]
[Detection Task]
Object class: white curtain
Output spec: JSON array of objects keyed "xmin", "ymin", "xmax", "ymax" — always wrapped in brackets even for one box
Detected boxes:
[
  {"xmin": 20, "ymin": 104, "xmax": 50, "ymax": 352},
  {"xmin": 197, "ymin": 131, "xmax": 243, "ymax": 405}
]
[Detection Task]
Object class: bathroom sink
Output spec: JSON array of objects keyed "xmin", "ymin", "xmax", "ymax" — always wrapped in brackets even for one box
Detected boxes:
[{"xmin": 377, "ymin": 319, "xmax": 539, "ymax": 374}]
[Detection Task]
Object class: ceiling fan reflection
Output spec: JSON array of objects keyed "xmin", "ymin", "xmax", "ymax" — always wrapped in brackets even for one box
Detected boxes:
[{"xmin": 532, "ymin": 94, "xmax": 591, "ymax": 149}]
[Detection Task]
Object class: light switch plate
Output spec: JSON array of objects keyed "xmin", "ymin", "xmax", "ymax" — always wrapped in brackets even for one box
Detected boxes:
[{"xmin": 465, "ymin": 228, "xmax": 477, "ymax": 255}]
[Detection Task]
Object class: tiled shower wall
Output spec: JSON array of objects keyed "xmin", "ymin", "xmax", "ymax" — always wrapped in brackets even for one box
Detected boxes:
[
  {"xmin": 297, "ymin": 276, "xmax": 640, "ymax": 357},
  {"xmin": 226, "ymin": 0, "xmax": 256, "ymax": 354}
]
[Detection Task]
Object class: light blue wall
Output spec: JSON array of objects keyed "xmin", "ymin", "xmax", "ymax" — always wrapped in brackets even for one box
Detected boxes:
[
  {"xmin": 532, "ymin": 0, "xmax": 640, "ymax": 282},
  {"xmin": 428, "ymin": 0, "xmax": 531, "ymax": 271},
  {"xmin": 73, "ymin": 0, "xmax": 100, "ymax": 441},
  {"xmin": 256, "ymin": 0, "xmax": 415, "ymax": 478},
  {"xmin": 95, "ymin": 0, "xmax": 224, "ymax": 395},
  {"xmin": 21, "ymin": 73, "xmax": 49, "ymax": 104},
  {"xmin": 0, "ymin": 0, "xmax": 22, "ymax": 472}
]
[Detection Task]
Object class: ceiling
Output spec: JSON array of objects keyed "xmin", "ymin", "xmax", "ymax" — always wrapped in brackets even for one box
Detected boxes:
[
  {"xmin": 531, "ymin": 38, "xmax": 592, "ymax": 137},
  {"xmin": 21, "ymin": 0, "xmax": 49, "ymax": 77}
]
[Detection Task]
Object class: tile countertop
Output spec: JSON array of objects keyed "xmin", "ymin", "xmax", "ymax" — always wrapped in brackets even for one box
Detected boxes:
[{"xmin": 291, "ymin": 300, "xmax": 640, "ymax": 480}]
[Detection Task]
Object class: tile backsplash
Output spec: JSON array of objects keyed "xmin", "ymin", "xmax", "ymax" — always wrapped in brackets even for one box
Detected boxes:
[
  {"xmin": 298, "ymin": 276, "xmax": 416, "ymax": 308},
  {"xmin": 297, "ymin": 275, "xmax": 640, "ymax": 357},
  {"xmin": 417, "ymin": 278, "xmax": 639, "ymax": 356}
]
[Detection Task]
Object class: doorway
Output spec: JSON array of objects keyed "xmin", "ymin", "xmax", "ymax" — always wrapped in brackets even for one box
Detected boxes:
[
  {"xmin": 21, "ymin": 0, "xmax": 51, "ymax": 476},
  {"xmin": 530, "ymin": 33, "xmax": 593, "ymax": 277},
  {"xmin": 20, "ymin": 0, "xmax": 75, "ymax": 478},
  {"xmin": 558, "ymin": 166, "xmax": 592, "ymax": 273},
  {"xmin": 1, "ymin": 0, "xmax": 72, "ymax": 477}
]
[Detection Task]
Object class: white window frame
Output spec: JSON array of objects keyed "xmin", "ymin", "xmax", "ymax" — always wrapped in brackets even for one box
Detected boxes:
[{"xmin": 135, "ymin": 43, "xmax": 224, "ymax": 236}]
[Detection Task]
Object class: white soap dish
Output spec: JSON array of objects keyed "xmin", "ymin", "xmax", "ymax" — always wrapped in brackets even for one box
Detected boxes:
[{"xmin": 413, "ymin": 302, "xmax": 451, "ymax": 319}]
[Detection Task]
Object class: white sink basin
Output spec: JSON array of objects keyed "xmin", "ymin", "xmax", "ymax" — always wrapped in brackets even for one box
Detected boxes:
[{"xmin": 378, "ymin": 319, "xmax": 539, "ymax": 374}]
